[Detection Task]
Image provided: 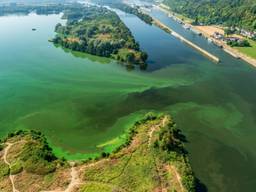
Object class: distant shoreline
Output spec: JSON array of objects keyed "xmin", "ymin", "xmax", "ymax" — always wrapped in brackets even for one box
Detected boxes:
[{"xmin": 158, "ymin": 3, "xmax": 256, "ymax": 68}]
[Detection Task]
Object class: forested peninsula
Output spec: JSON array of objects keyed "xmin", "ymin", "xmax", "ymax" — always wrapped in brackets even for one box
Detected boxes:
[
  {"xmin": 163, "ymin": 0, "xmax": 256, "ymax": 31},
  {"xmin": 52, "ymin": 6, "xmax": 148, "ymax": 69}
]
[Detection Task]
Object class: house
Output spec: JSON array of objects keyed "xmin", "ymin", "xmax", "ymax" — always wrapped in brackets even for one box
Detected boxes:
[
  {"xmin": 226, "ymin": 37, "xmax": 241, "ymax": 42},
  {"xmin": 240, "ymin": 29, "xmax": 255, "ymax": 38}
]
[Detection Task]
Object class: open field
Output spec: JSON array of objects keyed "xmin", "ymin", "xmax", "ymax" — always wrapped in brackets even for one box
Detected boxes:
[
  {"xmin": 194, "ymin": 25, "xmax": 224, "ymax": 36},
  {"xmin": 235, "ymin": 39, "xmax": 256, "ymax": 59},
  {"xmin": 194, "ymin": 25, "xmax": 244, "ymax": 39}
]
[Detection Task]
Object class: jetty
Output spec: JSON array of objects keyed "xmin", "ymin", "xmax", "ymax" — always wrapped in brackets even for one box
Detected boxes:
[{"xmin": 153, "ymin": 18, "xmax": 220, "ymax": 63}]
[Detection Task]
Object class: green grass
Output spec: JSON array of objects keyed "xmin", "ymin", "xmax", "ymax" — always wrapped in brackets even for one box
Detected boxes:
[
  {"xmin": 6, "ymin": 130, "xmax": 67, "ymax": 175},
  {"xmin": 10, "ymin": 161, "xmax": 23, "ymax": 175},
  {"xmin": 81, "ymin": 114, "xmax": 196, "ymax": 192},
  {"xmin": 0, "ymin": 161, "xmax": 9, "ymax": 178},
  {"xmin": 235, "ymin": 39, "xmax": 256, "ymax": 59},
  {"xmin": 80, "ymin": 183, "xmax": 113, "ymax": 192},
  {"xmin": 82, "ymin": 119, "xmax": 159, "ymax": 192}
]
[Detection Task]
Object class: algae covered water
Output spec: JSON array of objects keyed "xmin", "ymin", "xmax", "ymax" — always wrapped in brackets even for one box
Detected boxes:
[{"xmin": 0, "ymin": 11, "xmax": 256, "ymax": 192}]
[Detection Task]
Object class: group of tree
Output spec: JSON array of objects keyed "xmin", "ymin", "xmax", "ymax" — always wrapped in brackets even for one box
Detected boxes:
[
  {"xmin": 94, "ymin": 0, "xmax": 153, "ymax": 25},
  {"xmin": 164, "ymin": 0, "xmax": 256, "ymax": 31},
  {"xmin": 227, "ymin": 39, "xmax": 251, "ymax": 47},
  {"xmin": 110, "ymin": 3, "xmax": 153, "ymax": 25},
  {"xmin": 52, "ymin": 6, "xmax": 148, "ymax": 69},
  {"xmin": 0, "ymin": 3, "xmax": 70, "ymax": 16}
]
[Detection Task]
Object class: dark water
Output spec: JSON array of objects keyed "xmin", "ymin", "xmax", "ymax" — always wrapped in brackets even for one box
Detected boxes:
[
  {"xmin": 120, "ymin": 8, "xmax": 256, "ymax": 192},
  {"xmin": 0, "ymin": 7, "xmax": 256, "ymax": 192}
]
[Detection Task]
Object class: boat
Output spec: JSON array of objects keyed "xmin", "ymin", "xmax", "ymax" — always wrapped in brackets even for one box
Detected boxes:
[
  {"xmin": 183, "ymin": 24, "xmax": 191, "ymax": 30},
  {"xmin": 207, "ymin": 38, "xmax": 213, "ymax": 43}
]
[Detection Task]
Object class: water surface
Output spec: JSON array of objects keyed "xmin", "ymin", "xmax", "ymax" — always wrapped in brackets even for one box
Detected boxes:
[{"xmin": 0, "ymin": 10, "xmax": 256, "ymax": 192}]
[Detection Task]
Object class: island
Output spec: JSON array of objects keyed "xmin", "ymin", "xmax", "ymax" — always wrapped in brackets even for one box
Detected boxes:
[
  {"xmin": 52, "ymin": 6, "xmax": 148, "ymax": 69},
  {"xmin": 0, "ymin": 113, "xmax": 201, "ymax": 192}
]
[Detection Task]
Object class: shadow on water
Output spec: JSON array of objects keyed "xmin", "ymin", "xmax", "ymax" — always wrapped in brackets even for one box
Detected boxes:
[
  {"xmin": 195, "ymin": 178, "xmax": 208, "ymax": 192},
  {"xmin": 53, "ymin": 44, "xmax": 149, "ymax": 71},
  {"xmin": 53, "ymin": 44, "xmax": 113, "ymax": 64},
  {"xmin": 175, "ymin": 128, "xmax": 208, "ymax": 192}
]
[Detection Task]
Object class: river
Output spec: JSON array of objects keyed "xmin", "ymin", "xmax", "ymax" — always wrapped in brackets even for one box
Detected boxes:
[{"xmin": 0, "ymin": 6, "xmax": 256, "ymax": 192}]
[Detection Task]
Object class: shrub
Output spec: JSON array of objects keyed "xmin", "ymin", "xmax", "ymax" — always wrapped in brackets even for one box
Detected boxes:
[
  {"xmin": 0, "ymin": 144, "xmax": 4, "ymax": 151},
  {"xmin": 10, "ymin": 161, "xmax": 23, "ymax": 175},
  {"xmin": 0, "ymin": 162, "xmax": 9, "ymax": 178}
]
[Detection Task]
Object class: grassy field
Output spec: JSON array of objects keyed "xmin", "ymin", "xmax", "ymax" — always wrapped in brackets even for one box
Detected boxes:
[
  {"xmin": 235, "ymin": 39, "xmax": 256, "ymax": 59},
  {"xmin": 80, "ymin": 113, "xmax": 196, "ymax": 192}
]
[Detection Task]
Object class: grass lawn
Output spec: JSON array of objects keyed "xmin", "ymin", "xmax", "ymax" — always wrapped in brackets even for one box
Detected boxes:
[{"xmin": 235, "ymin": 39, "xmax": 256, "ymax": 59}]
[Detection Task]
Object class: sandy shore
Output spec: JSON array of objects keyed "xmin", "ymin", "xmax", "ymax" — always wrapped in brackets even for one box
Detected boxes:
[{"xmin": 158, "ymin": 4, "xmax": 256, "ymax": 68}]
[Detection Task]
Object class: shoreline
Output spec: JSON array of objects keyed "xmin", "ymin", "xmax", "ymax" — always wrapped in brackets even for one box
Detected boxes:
[
  {"xmin": 137, "ymin": 4, "xmax": 220, "ymax": 63},
  {"xmin": 157, "ymin": 3, "xmax": 256, "ymax": 68},
  {"xmin": 0, "ymin": 114, "xmax": 198, "ymax": 191},
  {"xmin": 152, "ymin": 17, "xmax": 220, "ymax": 63}
]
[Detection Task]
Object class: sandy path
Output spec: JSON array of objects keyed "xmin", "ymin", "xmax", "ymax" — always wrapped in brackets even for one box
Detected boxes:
[
  {"xmin": 64, "ymin": 162, "xmax": 84, "ymax": 192},
  {"xmin": 148, "ymin": 117, "xmax": 168, "ymax": 147},
  {"xmin": 41, "ymin": 162, "xmax": 84, "ymax": 192},
  {"xmin": 167, "ymin": 165, "xmax": 184, "ymax": 192},
  {"xmin": 3, "ymin": 143, "xmax": 20, "ymax": 192}
]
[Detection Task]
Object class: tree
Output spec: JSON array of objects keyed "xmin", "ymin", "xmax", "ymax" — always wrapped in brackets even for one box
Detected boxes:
[
  {"xmin": 224, "ymin": 28, "xmax": 233, "ymax": 36},
  {"xmin": 140, "ymin": 52, "xmax": 148, "ymax": 62},
  {"xmin": 126, "ymin": 52, "xmax": 135, "ymax": 63}
]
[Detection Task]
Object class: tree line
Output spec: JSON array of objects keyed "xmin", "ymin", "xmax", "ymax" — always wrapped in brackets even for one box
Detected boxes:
[{"xmin": 164, "ymin": 0, "xmax": 256, "ymax": 31}]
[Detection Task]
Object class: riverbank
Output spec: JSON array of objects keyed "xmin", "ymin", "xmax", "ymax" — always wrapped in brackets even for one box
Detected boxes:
[
  {"xmin": 157, "ymin": 3, "xmax": 256, "ymax": 67},
  {"xmin": 135, "ymin": 4, "xmax": 220, "ymax": 63},
  {"xmin": 194, "ymin": 25, "xmax": 256, "ymax": 67}
]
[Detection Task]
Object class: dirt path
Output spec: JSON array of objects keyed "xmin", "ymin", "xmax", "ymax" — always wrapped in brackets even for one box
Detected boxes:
[
  {"xmin": 167, "ymin": 165, "xmax": 184, "ymax": 192},
  {"xmin": 148, "ymin": 117, "xmax": 170, "ymax": 192},
  {"xmin": 41, "ymin": 162, "xmax": 84, "ymax": 192},
  {"xmin": 147, "ymin": 117, "xmax": 184, "ymax": 192},
  {"xmin": 3, "ymin": 142, "xmax": 20, "ymax": 192},
  {"xmin": 148, "ymin": 117, "xmax": 168, "ymax": 147},
  {"xmin": 64, "ymin": 163, "xmax": 83, "ymax": 192}
]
